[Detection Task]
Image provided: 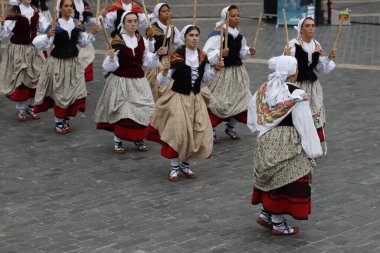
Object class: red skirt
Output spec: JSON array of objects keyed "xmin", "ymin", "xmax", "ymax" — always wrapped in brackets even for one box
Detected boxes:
[
  {"xmin": 97, "ymin": 118, "xmax": 147, "ymax": 142},
  {"xmin": 7, "ymin": 85, "xmax": 36, "ymax": 102},
  {"xmin": 146, "ymin": 125, "xmax": 179, "ymax": 159},
  {"xmin": 34, "ymin": 97, "xmax": 86, "ymax": 118},
  {"xmin": 208, "ymin": 109, "xmax": 248, "ymax": 127},
  {"xmin": 85, "ymin": 63, "xmax": 94, "ymax": 82},
  {"xmin": 251, "ymin": 174, "xmax": 311, "ymax": 220}
]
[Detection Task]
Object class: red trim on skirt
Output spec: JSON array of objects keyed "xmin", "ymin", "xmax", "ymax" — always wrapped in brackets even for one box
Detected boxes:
[
  {"xmin": 97, "ymin": 118, "xmax": 147, "ymax": 141},
  {"xmin": 317, "ymin": 127, "xmax": 325, "ymax": 142},
  {"xmin": 251, "ymin": 174, "xmax": 311, "ymax": 220},
  {"xmin": 208, "ymin": 109, "xmax": 248, "ymax": 127},
  {"xmin": 6, "ymin": 85, "xmax": 36, "ymax": 102},
  {"xmin": 34, "ymin": 97, "xmax": 86, "ymax": 118},
  {"xmin": 146, "ymin": 125, "xmax": 179, "ymax": 159},
  {"xmin": 85, "ymin": 63, "xmax": 94, "ymax": 82}
]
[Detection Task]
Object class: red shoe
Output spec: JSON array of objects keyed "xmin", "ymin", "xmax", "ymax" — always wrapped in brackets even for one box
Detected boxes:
[
  {"xmin": 26, "ymin": 106, "xmax": 41, "ymax": 120},
  {"xmin": 134, "ymin": 141, "xmax": 149, "ymax": 152},
  {"xmin": 256, "ymin": 217, "xmax": 272, "ymax": 230},
  {"xmin": 16, "ymin": 111, "xmax": 27, "ymax": 122},
  {"xmin": 55, "ymin": 122, "xmax": 67, "ymax": 135},
  {"xmin": 179, "ymin": 164, "xmax": 197, "ymax": 179},
  {"xmin": 168, "ymin": 169, "xmax": 180, "ymax": 182},
  {"xmin": 272, "ymin": 227, "xmax": 300, "ymax": 236},
  {"xmin": 114, "ymin": 141, "xmax": 125, "ymax": 154},
  {"xmin": 63, "ymin": 118, "xmax": 73, "ymax": 133}
]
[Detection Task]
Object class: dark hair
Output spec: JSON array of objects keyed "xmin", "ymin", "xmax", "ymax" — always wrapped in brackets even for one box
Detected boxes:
[
  {"xmin": 228, "ymin": 5, "xmax": 239, "ymax": 12},
  {"xmin": 59, "ymin": 0, "xmax": 73, "ymax": 9},
  {"xmin": 59, "ymin": 0, "xmax": 74, "ymax": 18},
  {"xmin": 184, "ymin": 25, "xmax": 200, "ymax": 38}
]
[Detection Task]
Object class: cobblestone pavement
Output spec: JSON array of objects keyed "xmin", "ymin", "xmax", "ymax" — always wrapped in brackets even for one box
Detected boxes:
[{"xmin": 0, "ymin": 1, "xmax": 380, "ymax": 252}]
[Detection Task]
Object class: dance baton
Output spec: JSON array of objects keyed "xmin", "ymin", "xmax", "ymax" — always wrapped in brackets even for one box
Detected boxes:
[
  {"xmin": 224, "ymin": 11, "xmax": 229, "ymax": 49},
  {"xmin": 162, "ymin": 17, "xmax": 171, "ymax": 48},
  {"xmin": 100, "ymin": 18, "xmax": 112, "ymax": 50},
  {"xmin": 141, "ymin": 0, "xmax": 152, "ymax": 28},
  {"xmin": 332, "ymin": 15, "xmax": 344, "ymax": 50},
  {"xmin": 282, "ymin": 9, "xmax": 289, "ymax": 49},
  {"xmin": 192, "ymin": 0, "xmax": 197, "ymax": 25},
  {"xmin": 167, "ymin": 25, "xmax": 174, "ymax": 62},
  {"xmin": 219, "ymin": 25, "xmax": 223, "ymax": 62},
  {"xmin": 252, "ymin": 13, "xmax": 263, "ymax": 48}
]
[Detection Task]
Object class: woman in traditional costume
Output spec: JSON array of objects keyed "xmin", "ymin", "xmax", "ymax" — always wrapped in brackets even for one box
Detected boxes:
[
  {"xmin": 101, "ymin": 0, "xmax": 148, "ymax": 38},
  {"xmin": 248, "ymin": 55, "xmax": 323, "ymax": 235},
  {"xmin": 146, "ymin": 25, "xmax": 223, "ymax": 182},
  {"xmin": 95, "ymin": 11, "xmax": 164, "ymax": 154},
  {"xmin": 203, "ymin": 5, "xmax": 256, "ymax": 143},
  {"xmin": 0, "ymin": 0, "xmax": 49, "ymax": 121},
  {"xmin": 145, "ymin": 2, "xmax": 183, "ymax": 101},
  {"xmin": 32, "ymin": 0, "xmax": 99, "ymax": 134},
  {"xmin": 286, "ymin": 17, "xmax": 336, "ymax": 142}
]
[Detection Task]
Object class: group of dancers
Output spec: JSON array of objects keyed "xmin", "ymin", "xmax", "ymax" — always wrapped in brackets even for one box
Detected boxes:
[{"xmin": 0, "ymin": 0, "xmax": 338, "ymax": 236}]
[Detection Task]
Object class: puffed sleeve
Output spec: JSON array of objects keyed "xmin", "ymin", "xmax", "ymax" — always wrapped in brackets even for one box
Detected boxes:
[
  {"xmin": 37, "ymin": 13, "xmax": 50, "ymax": 34},
  {"xmin": 32, "ymin": 34, "xmax": 54, "ymax": 51},
  {"xmin": 203, "ymin": 35, "xmax": 221, "ymax": 66},
  {"xmin": 102, "ymin": 53, "xmax": 120, "ymax": 72},
  {"xmin": 142, "ymin": 37, "xmax": 160, "ymax": 68},
  {"xmin": 104, "ymin": 11, "xmax": 117, "ymax": 28},
  {"xmin": 138, "ymin": 13, "xmax": 149, "ymax": 30},
  {"xmin": 316, "ymin": 56, "xmax": 336, "ymax": 75},
  {"xmin": 172, "ymin": 26, "xmax": 184, "ymax": 49},
  {"xmin": 78, "ymin": 31, "xmax": 95, "ymax": 48},
  {"xmin": 0, "ymin": 20, "xmax": 16, "ymax": 39},
  {"xmin": 239, "ymin": 36, "xmax": 251, "ymax": 60},
  {"xmin": 157, "ymin": 69, "xmax": 173, "ymax": 86},
  {"xmin": 201, "ymin": 64, "xmax": 216, "ymax": 86},
  {"xmin": 292, "ymin": 95, "xmax": 323, "ymax": 158}
]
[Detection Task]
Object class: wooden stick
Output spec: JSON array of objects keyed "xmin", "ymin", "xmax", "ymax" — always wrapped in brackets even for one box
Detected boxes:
[
  {"xmin": 52, "ymin": 0, "xmax": 58, "ymax": 29},
  {"xmin": 219, "ymin": 25, "xmax": 223, "ymax": 62},
  {"xmin": 100, "ymin": 18, "xmax": 112, "ymax": 50},
  {"xmin": 4, "ymin": 0, "xmax": 10, "ymax": 15},
  {"xmin": 252, "ymin": 13, "xmax": 263, "ymax": 48},
  {"xmin": 96, "ymin": 0, "xmax": 100, "ymax": 22},
  {"xmin": 282, "ymin": 9, "xmax": 289, "ymax": 49},
  {"xmin": 332, "ymin": 15, "xmax": 344, "ymax": 50},
  {"xmin": 141, "ymin": 0, "xmax": 152, "ymax": 28},
  {"xmin": 192, "ymin": 0, "xmax": 197, "ymax": 25},
  {"xmin": 167, "ymin": 25, "xmax": 174, "ymax": 62},
  {"xmin": 1, "ymin": 0, "xmax": 5, "ymax": 16},
  {"xmin": 224, "ymin": 11, "xmax": 229, "ymax": 49},
  {"xmin": 104, "ymin": 0, "xmax": 109, "ymax": 10},
  {"xmin": 162, "ymin": 17, "xmax": 171, "ymax": 48}
]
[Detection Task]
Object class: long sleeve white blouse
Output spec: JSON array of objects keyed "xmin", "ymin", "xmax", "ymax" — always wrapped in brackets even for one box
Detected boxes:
[
  {"xmin": 156, "ymin": 48, "xmax": 216, "ymax": 87},
  {"xmin": 102, "ymin": 34, "xmax": 160, "ymax": 73},
  {"xmin": 289, "ymin": 38, "xmax": 336, "ymax": 75},
  {"xmin": 104, "ymin": 2, "xmax": 149, "ymax": 30},
  {"xmin": 32, "ymin": 17, "xmax": 95, "ymax": 51},
  {"xmin": 0, "ymin": 3, "xmax": 50, "ymax": 39},
  {"xmin": 292, "ymin": 100, "xmax": 323, "ymax": 158},
  {"xmin": 203, "ymin": 25, "xmax": 251, "ymax": 66}
]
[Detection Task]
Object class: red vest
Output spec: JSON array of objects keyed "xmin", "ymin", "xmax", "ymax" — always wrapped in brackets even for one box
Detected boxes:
[
  {"xmin": 113, "ymin": 36, "xmax": 145, "ymax": 78},
  {"xmin": 10, "ymin": 12, "xmax": 39, "ymax": 45}
]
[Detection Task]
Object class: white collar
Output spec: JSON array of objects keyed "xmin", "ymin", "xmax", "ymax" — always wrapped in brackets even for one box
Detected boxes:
[
  {"xmin": 74, "ymin": 0, "xmax": 84, "ymax": 15},
  {"xmin": 122, "ymin": 2, "xmax": 132, "ymax": 11},
  {"xmin": 19, "ymin": 3, "xmax": 34, "ymax": 19},
  {"xmin": 185, "ymin": 47, "xmax": 199, "ymax": 67},
  {"xmin": 224, "ymin": 25, "xmax": 240, "ymax": 38},
  {"xmin": 157, "ymin": 20, "xmax": 172, "ymax": 37}
]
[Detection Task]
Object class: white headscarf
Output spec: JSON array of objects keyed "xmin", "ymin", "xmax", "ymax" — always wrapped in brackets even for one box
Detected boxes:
[
  {"xmin": 151, "ymin": 3, "xmax": 167, "ymax": 23},
  {"xmin": 294, "ymin": 17, "xmax": 306, "ymax": 36},
  {"xmin": 118, "ymin": 11, "xmax": 138, "ymax": 34},
  {"xmin": 215, "ymin": 6, "xmax": 230, "ymax": 28},
  {"xmin": 247, "ymin": 55, "xmax": 306, "ymax": 136},
  {"xmin": 179, "ymin": 24, "xmax": 193, "ymax": 44},
  {"xmin": 56, "ymin": 0, "xmax": 84, "ymax": 16}
]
